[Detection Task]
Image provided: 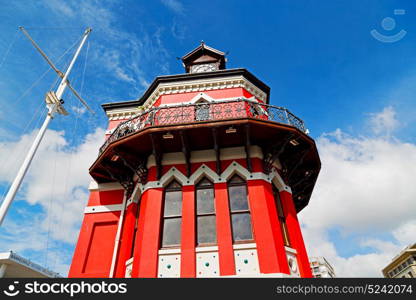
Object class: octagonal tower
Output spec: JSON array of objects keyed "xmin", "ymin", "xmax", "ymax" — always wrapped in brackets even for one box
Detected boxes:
[{"xmin": 69, "ymin": 43, "xmax": 321, "ymax": 278}]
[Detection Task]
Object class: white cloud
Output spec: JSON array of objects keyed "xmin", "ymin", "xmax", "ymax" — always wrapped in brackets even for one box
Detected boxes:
[
  {"xmin": 301, "ymin": 107, "xmax": 416, "ymax": 277},
  {"xmin": 301, "ymin": 225, "xmax": 401, "ymax": 277},
  {"xmin": 0, "ymin": 208, "xmax": 75, "ymax": 275},
  {"xmin": 392, "ymin": 220, "xmax": 416, "ymax": 246},
  {"xmin": 161, "ymin": 0, "xmax": 185, "ymax": 15},
  {"xmin": 0, "ymin": 127, "xmax": 105, "ymax": 266},
  {"xmin": 44, "ymin": 0, "xmax": 75, "ymax": 17}
]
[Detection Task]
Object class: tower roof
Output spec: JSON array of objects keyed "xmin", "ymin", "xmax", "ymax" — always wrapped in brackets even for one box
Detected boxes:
[{"xmin": 181, "ymin": 42, "xmax": 226, "ymax": 73}]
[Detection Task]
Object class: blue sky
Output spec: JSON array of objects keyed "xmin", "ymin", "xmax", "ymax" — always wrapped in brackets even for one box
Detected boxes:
[{"xmin": 0, "ymin": 0, "xmax": 415, "ymax": 277}]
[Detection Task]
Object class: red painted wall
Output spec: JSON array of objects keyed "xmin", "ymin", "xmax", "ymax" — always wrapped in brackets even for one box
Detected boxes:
[
  {"xmin": 214, "ymin": 182, "xmax": 236, "ymax": 276},
  {"xmin": 280, "ymin": 191, "xmax": 312, "ymax": 278},
  {"xmin": 180, "ymin": 186, "xmax": 196, "ymax": 277},
  {"xmin": 114, "ymin": 202, "xmax": 138, "ymax": 278},
  {"xmin": 87, "ymin": 189, "xmax": 124, "ymax": 206},
  {"xmin": 72, "ymin": 159, "xmax": 311, "ymax": 278},
  {"xmin": 131, "ymin": 188, "xmax": 164, "ymax": 277},
  {"xmin": 247, "ymin": 180, "xmax": 289, "ymax": 274},
  {"xmin": 154, "ymin": 88, "xmax": 257, "ymax": 106},
  {"xmin": 69, "ymin": 189, "xmax": 124, "ymax": 278},
  {"xmin": 68, "ymin": 211, "xmax": 120, "ymax": 278}
]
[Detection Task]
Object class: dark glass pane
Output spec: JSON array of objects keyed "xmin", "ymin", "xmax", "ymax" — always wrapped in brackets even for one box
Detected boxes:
[
  {"xmin": 166, "ymin": 180, "xmax": 181, "ymax": 190},
  {"xmin": 275, "ymin": 194, "xmax": 285, "ymax": 218},
  {"xmin": 228, "ymin": 185, "xmax": 248, "ymax": 211},
  {"xmin": 196, "ymin": 177, "xmax": 213, "ymax": 188},
  {"xmin": 162, "ymin": 218, "xmax": 181, "ymax": 247},
  {"xmin": 164, "ymin": 190, "xmax": 182, "ymax": 217},
  {"xmin": 229, "ymin": 174, "xmax": 245, "ymax": 184},
  {"xmin": 197, "ymin": 215, "xmax": 217, "ymax": 244},
  {"xmin": 196, "ymin": 188, "xmax": 215, "ymax": 214},
  {"xmin": 231, "ymin": 213, "xmax": 253, "ymax": 241}
]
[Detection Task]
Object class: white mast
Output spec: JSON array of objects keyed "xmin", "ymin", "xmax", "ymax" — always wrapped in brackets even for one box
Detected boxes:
[{"xmin": 0, "ymin": 28, "xmax": 93, "ymax": 226}]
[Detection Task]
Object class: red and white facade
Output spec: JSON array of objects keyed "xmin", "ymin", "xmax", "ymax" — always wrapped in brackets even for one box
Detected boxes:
[{"xmin": 69, "ymin": 43, "xmax": 321, "ymax": 278}]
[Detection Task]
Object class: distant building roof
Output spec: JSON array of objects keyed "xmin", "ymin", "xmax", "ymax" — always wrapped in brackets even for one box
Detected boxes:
[
  {"xmin": 0, "ymin": 251, "xmax": 60, "ymax": 278},
  {"xmin": 382, "ymin": 243, "xmax": 416, "ymax": 276}
]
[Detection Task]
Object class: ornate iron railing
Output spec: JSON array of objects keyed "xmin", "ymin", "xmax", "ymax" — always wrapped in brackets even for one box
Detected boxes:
[{"xmin": 99, "ymin": 98, "xmax": 307, "ymax": 154}]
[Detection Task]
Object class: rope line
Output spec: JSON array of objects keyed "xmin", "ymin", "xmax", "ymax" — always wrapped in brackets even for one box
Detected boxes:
[
  {"xmin": 0, "ymin": 106, "xmax": 47, "ymax": 203},
  {"xmin": 0, "ymin": 33, "xmax": 82, "ymax": 117},
  {"xmin": 44, "ymin": 117, "xmax": 59, "ymax": 268},
  {"xmin": 50, "ymin": 40, "xmax": 91, "ymax": 271},
  {"xmin": 0, "ymin": 96, "xmax": 47, "ymax": 189},
  {"xmin": 0, "ymin": 29, "xmax": 20, "ymax": 71},
  {"xmin": 23, "ymin": 27, "xmax": 84, "ymax": 30}
]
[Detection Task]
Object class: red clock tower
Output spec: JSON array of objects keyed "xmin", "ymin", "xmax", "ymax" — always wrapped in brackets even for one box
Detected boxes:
[{"xmin": 69, "ymin": 43, "xmax": 321, "ymax": 278}]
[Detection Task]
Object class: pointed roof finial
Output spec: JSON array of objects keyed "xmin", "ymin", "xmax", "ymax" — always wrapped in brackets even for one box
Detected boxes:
[{"xmin": 200, "ymin": 40, "xmax": 205, "ymax": 46}]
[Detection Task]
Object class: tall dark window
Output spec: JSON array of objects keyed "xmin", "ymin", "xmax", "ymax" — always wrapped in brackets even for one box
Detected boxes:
[
  {"xmin": 196, "ymin": 177, "xmax": 216, "ymax": 245},
  {"xmin": 273, "ymin": 186, "xmax": 290, "ymax": 246},
  {"xmin": 130, "ymin": 195, "xmax": 141, "ymax": 257},
  {"xmin": 161, "ymin": 180, "xmax": 182, "ymax": 248},
  {"xmin": 227, "ymin": 174, "xmax": 253, "ymax": 242}
]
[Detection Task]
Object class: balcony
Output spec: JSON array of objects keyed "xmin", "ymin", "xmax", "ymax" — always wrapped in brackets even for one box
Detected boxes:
[
  {"xmin": 100, "ymin": 98, "xmax": 307, "ymax": 155},
  {"xmin": 91, "ymin": 98, "xmax": 320, "ymax": 212}
]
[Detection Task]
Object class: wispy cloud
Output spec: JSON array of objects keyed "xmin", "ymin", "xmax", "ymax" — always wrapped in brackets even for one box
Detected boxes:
[
  {"xmin": 161, "ymin": 0, "xmax": 185, "ymax": 15},
  {"xmin": 71, "ymin": 105, "xmax": 87, "ymax": 115},
  {"xmin": 45, "ymin": 0, "xmax": 171, "ymax": 97},
  {"xmin": 368, "ymin": 106, "xmax": 399, "ymax": 137}
]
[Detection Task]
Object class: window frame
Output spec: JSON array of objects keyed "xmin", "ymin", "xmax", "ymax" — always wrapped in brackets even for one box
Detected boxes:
[
  {"xmin": 195, "ymin": 177, "xmax": 217, "ymax": 246},
  {"xmin": 273, "ymin": 185, "xmax": 291, "ymax": 247},
  {"xmin": 160, "ymin": 180, "xmax": 183, "ymax": 249},
  {"xmin": 227, "ymin": 174, "xmax": 254, "ymax": 244}
]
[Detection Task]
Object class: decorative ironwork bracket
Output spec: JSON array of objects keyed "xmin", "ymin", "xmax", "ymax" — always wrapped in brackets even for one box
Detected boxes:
[
  {"xmin": 150, "ymin": 133, "xmax": 163, "ymax": 180},
  {"xmin": 292, "ymin": 181, "xmax": 314, "ymax": 203},
  {"xmin": 180, "ymin": 130, "xmax": 191, "ymax": 177},
  {"xmin": 291, "ymin": 170, "xmax": 314, "ymax": 189},
  {"xmin": 212, "ymin": 127, "xmax": 221, "ymax": 175},
  {"xmin": 285, "ymin": 147, "xmax": 311, "ymax": 182},
  {"xmin": 101, "ymin": 161, "xmax": 135, "ymax": 198},
  {"xmin": 244, "ymin": 124, "xmax": 252, "ymax": 172},
  {"xmin": 263, "ymin": 133, "xmax": 294, "ymax": 174},
  {"xmin": 113, "ymin": 148, "xmax": 148, "ymax": 184}
]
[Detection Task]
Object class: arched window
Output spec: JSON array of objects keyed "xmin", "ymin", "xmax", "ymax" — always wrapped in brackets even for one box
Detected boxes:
[
  {"xmin": 227, "ymin": 174, "xmax": 253, "ymax": 242},
  {"xmin": 161, "ymin": 180, "xmax": 182, "ymax": 248},
  {"xmin": 272, "ymin": 186, "xmax": 290, "ymax": 246},
  {"xmin": 196, "ymin": 177, "xmax": 216, "ymax": 245}
]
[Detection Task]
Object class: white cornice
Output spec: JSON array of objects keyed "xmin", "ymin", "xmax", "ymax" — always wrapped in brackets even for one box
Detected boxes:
[
  {"xmin": 105, "ymin": 75, "xmax": 267, "ymax": 120},
  {"xmin": 88, "ymin": 181, "xmax": 123, "ymax": 191},
  {"xmin": 84, "ymin": 204, "xmax": 123, "ymax": 214}
]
